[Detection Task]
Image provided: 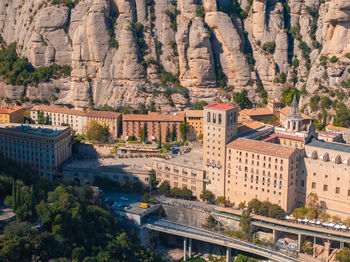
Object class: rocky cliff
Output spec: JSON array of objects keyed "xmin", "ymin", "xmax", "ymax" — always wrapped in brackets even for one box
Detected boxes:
[{"xmin": 0, "ymin": 0, "xmax": 350, "ymax": 114}]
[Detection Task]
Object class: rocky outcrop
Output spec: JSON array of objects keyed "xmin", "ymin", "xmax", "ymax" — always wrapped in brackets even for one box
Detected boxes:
[{"xmin": 0, "ymin": 0, "xmax": 349, "ymax": 111}]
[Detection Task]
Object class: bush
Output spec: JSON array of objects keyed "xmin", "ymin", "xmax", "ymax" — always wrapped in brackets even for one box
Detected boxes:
[
  {"xmin": 233, "ymin": 89, "xmax": 251, "ymax": 109},
  {"xmin": 86, "ymin": 121, "xmax": 110, "ymax": 143},
  {"xmin": 0, "ymin": 43, "xmax": 71, "ymax": 86},
  {"xmin": 329, "ymin": 56, "xmax": 338, "ymax": 63},
  {"xmin": 195, "ymin": 5, "xmax": 205, "ymax": 17},
  {"xmin": 262, "ymin": 41, "xmax": 276, "ymax": 54}
]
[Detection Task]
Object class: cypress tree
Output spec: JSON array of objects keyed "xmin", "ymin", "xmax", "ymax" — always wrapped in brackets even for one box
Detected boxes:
[
  {"xmin": 158, "ymin": 126, "xmax": 162, "ymax": 148},
  {"xmin": 11, "ymin": 179, "xmax": 16, "ymax": 210}
]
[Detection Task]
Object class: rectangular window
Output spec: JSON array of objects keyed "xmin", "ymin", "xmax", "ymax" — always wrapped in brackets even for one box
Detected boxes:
[
  {"xmin": 323, "ymin": 184, "xmax": 328, "ymax": 192},
  {"xmin": 336, "ymin": 187, "xmax": 340, "ymax": 194},
  {"xmin": 312, "ymin": 182, "xmax": 316, "ymax": 189}
]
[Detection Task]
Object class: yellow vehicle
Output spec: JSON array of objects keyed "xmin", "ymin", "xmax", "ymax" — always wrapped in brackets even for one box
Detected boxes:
[{"xmin": 139, "ymin": 203, "xmax": 149, "ymax": 209}]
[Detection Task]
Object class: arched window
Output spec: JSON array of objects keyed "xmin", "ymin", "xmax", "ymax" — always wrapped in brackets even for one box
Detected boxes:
[
  {"xmin": 218, "ymin": 114, "xmax": 222, "ymax": 125},
  {"xmin": 287, "ymin": 121, "xmax": 290, "ymax": 129},
  {"xmin": 323, "ymin": 153, "xmax": 330, "ymax": 162},
  {"xmin": 335, "ymin": 155, "xmax": 342, "ymax": 164},
  {"xmin": 213, "ymin": 113, "xmax": 216, "ymax": 123},
  {"xmin": 234, "ymin": 112, "xmax": 237, "ymax": 123},
  {"xmin": 293, "ymin": 121, "xmax": 296, "ymax": 130},
  {"xmin": 311, "ymin": 150, "xmax": 318, "ymax": 159},
  {"xmin": 207, "ymin": 112, "xmax": 211, "ymax": 122}
]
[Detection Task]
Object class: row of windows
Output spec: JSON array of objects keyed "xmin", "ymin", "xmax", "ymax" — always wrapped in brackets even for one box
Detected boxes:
[
  {"xmin": 311, "ymin": 183, "xmax": 350, "ymax": 196},
  {"xmin": 230, "ymin": 150, "xmax": 285, "ymax": 164}
]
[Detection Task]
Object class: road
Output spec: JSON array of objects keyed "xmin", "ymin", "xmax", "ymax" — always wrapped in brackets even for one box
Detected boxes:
[{"xmin": 144, "ymin": 218, "xmax": 298, "ymax": 262}]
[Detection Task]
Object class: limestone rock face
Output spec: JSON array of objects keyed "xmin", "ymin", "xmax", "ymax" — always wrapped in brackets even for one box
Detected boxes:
[
  {"xmin": 205, "ymin": 11, "xmax": 251, "ymax": 88},
  {"xmin": 0, "ymin": 0, "xmax": 350, "ymax": 111}
]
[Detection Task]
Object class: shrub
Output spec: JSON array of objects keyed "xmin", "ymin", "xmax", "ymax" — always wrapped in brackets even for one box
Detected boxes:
[
  {"xmin": 329, "ymin": 56, "xmax": 338, "ymax": 63},
  {"xmin": 261, "ymin": 41, "xmax": 276, "ymax": 54},
  {"xmin": 195, "ymin": 5, "xmax": 205, "ymax": 17}
]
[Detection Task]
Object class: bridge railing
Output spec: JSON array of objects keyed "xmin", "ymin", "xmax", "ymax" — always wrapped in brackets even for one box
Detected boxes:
[{"xmin": 144, "ymin": 217, "xmax": 299, "ymax": 260}]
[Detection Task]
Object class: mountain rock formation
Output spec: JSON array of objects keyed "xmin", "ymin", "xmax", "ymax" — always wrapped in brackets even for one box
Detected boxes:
[{"xmin": 0, "ymin": 0, "xmax": 350, "ymax": 114}]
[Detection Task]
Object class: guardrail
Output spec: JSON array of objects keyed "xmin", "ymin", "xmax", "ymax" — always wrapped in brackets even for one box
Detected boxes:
[{"xmin": 143, "ymin": 218, "xmax": 298, "ymax": 262}]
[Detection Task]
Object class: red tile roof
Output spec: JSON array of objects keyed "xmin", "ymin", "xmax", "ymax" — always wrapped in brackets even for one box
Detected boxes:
[
  {"xmin": 227, "ymin": 138, "xmax": 297, "ymax": 158},
  {"xmin": 86, "ymin": 110, "xmax": 121, "ymax": 119},
  {"xmin": 31, "ymin": 105, "xmax": 86, "ymax": 116},
  {"xmin": 0, "ymin": 105, "xmax": 23, "ymax": 114},
  {"xmin": 204, "ymin": 103, "xmax": 237, "ymax": 110},
  {"xmin": 261, "ymin": 133, "xmax": 304, "ymax": 142},
  {"xmin": 325, "ymin": 124, "xmax": 346, "ymax": 131},
  {"xmin": 123, "ymin": 112, "xmax": 184, "ymax": 122},
  {"xmin": 240, "ymin": 107, "xmax": 274, "ymax": 116},
  {"xmin": 237, "ymin": 121, "xmax": 264, "ymax": 134}
]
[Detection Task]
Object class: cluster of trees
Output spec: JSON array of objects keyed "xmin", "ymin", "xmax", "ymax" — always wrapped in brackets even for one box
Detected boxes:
[
  {"xmin": 86, "ymin": 121, "xmax": 110, "ymax": 143},
  {"xmin": 292, "ymin": 193, "xmax": 350, "ymax": 225},
  {"xmin": 157, "ymin": 181, "xmax": 193, "ymax": 200},
  {"xmin": 0, "ymin": 43, "xmax": 71, "ymax": 86},
  {"xmin": 233, "ymin": 89, "xmax": 252, "ymax": 109},
  {"xmin": 247, "ymin": 199, "xmax": 285, "ymax": 219},
  {"xmin": 0, "ymin": 154, "xmax": 162, "ymax": 261}
]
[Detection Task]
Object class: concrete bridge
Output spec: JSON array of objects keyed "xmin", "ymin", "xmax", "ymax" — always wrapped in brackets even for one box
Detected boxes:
[{"xmin": 143, "ymin": 218, "xmax": 299, "ymax": 262}]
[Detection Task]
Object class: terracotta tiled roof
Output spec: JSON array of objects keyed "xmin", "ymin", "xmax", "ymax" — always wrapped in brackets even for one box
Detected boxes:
[
  {"xmin": 123, "ymin": 112, "xmax": 184, "ymax": 122},
  {"xmin": 317, "ymin": 130, "xmax": 340, "ymax": 137},
  {"xmin": 240, "ymin": 107, "xmax": 273, "ymax": 116},
  {"xmin": 30, "ymin": 105, "xmax": 86, "ymax": 116},
  {"xmin": 325, "ymin": 124, "xmax": 346, "ymax": 131},
  {"xmin": 237, "ymin": 121, "xmax": 264, "ymax": 134},
  {"xmin": 184, "ymin": 110, "xmax": 203, "ymax": 118},
  {"xmin": 0, "ymin": 105, "xmax": 23, "ymax": 114},
  {"xmin": 86, "ymin": 110, "xmax": 121, "ymax": 119},
  {"xmin": 280, "ymin": 106, "xmax": 312, "ymax": 120},
  {"xmin": 227, "ymin": 138, "xmax": 297, "ymax": 158},
  {"xmin": 260, "ymin": 133, "xmax": 304, "ymax": 142},
  {"xmin": 204, "ymin": 103, "xmax": 237, "ymax": 110}
]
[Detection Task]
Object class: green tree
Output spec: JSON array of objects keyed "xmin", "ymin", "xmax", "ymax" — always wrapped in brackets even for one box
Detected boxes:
[
  {"xmin": 247, "ymin": 198, "xmax": 261, "ymax": 213},
  {"xmin": 200, "ymin": 190, "xmax": 215, "ymax": 203},
  {"xmin": 233, "ymin": 89, "xmax": 251, "ymax": 109},
  {"xmin": 196, "ymin": 5, "xmax": 205, "ymax": 17},
  {"xmin": 139, "ymin": 123, "xmax": 147, "ymax": 142},
  {"xmin": 301, "ymin": 240, "xmax": 313, "ymax": 255},
  {"xmin": 192, "ymin": 101, "xmax": 208, "ymax": 110},
  {"xmin": 217, "ymin": 196, "xmax": 226, "ymax": 206},
  {"xmin": 158, "ymin": 181, "xmax": 170, "ymax": 196},
  {"xmin": 281, "ymin": 86, "xmax": 301, "ymax": 106},
  {"xmin": 239, "ymin": 211, "xmax": 252, "ymax": 239},
  {"xmin": 180, "ymin": 187, "xmax": 192, "ymax": 200},
  {"xmin": 238, "ymin": 202, "xmax": 246, "ymax": 209},
  {"xmin": 158, "ymin": 126, "xmax": 162, "ymax": 148},
  {"xmin": 292, "ymin": 206, "xmax": 308, "ymax": 219},
  {"xmin": 149, "ymin": 169, "xmax": 159, "ymax": 193},
  {"xmin": 336, "ymin": 247, "xmax": 350, "ymax": 262},
  {"xmin": 37, "ymin": 111, "xmax": 46, "ymax": 124},
  {"xmin": 262, "ymin": 41, "xmax": 276, "ymax": 54},
  {"xmin": 320, "ymin": 96, "xmax": 332, "ymax": 109},
  {"xmin": 179, "ymin": 121, "xmax": 189, "ymax": 141},
  {"xmin": 86, "ymin": 121, "xmax": 110, "ymax": 143}
]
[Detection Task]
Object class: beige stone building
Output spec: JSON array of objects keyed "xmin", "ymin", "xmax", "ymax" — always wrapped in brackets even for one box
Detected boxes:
[
  {"xmin": 31, "ymin": 105, "xmax": 87, "ymax": 134},
  {"xmin": 153, "ymin": 147, "xmax": 206, "ymax": 197},
  {"xmin": 0, "ymin": 105, "xmax": 24, "ymax": 124},
  {"xmin": 0, "ymin": 123, "xmax": 71, "ymax": 178},
  {"xmin": 86, "ymin": 110, "xmax": 121, "ymax": 138},
  {"xmin": 184, "ymin": 110, "xmax": 203, "ymax": 141},
  {"xmin": 203, "ymin": 103, "xmax": 239, "ymax": 197},
  {"xmin": 296, "ymin": 135, "xmax": 350, "ymax": 217},
  {"xmin": 30, "ymin": 105, "xmax": 121, "ymax": 138},
  {"xmin": 226, "ymin": 138, "xmax": 300, "ymax": 213}
]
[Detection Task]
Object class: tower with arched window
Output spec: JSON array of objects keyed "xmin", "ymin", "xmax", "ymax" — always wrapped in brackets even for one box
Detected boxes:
[
  {"xmin": 284, "ymin": 95, "xmax": 303, "ymax": 132},
  {"xmin": 203, "ymin": 103, "xmax": 239, "ymax": 197}
]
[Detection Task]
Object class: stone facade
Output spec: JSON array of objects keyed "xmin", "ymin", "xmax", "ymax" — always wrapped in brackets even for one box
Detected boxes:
[
  {"xmin": 0, "ymin": 105, "xmax": 24, "ymax": 124},
  {"xmin": 0, "ymin": 123, "xmax": 71, "ymax": 177},
  {"xmin": 203, "ymin": 103, "xmax": 239, "ymax": 197}
]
